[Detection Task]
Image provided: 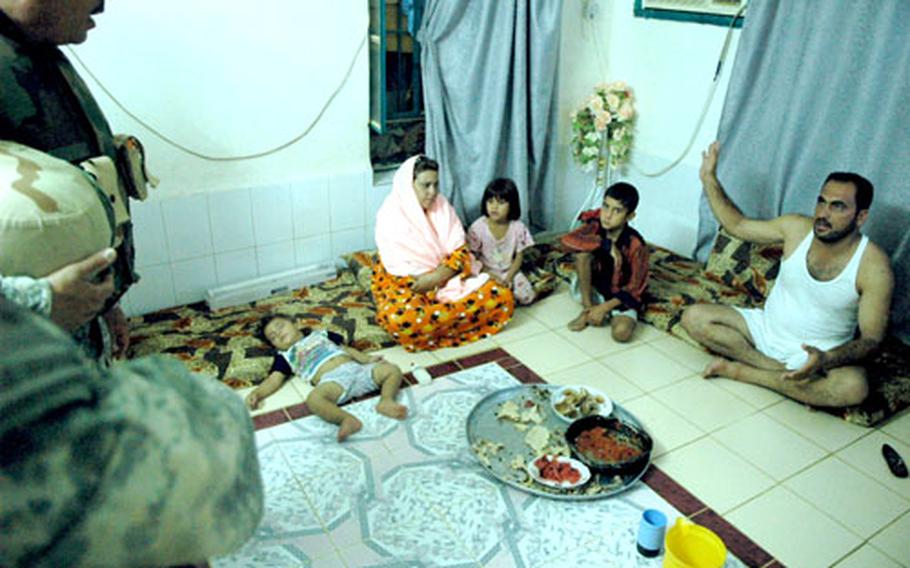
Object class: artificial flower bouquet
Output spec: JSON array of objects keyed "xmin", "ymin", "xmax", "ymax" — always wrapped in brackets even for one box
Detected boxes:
[{"xmin": 570, "ymin": 82, "xmax": 636, "ymax": 170}]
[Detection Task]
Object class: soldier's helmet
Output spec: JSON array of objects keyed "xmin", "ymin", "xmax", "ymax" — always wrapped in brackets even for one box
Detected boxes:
[{"xmin": 0, "ymin": 141, "xmax": 114, "ymax": 278}]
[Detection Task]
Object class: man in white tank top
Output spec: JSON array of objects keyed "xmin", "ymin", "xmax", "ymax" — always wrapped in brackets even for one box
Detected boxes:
[{"xmin": 681, "ymin": 142, "xmax": 894, "ymax": 408}]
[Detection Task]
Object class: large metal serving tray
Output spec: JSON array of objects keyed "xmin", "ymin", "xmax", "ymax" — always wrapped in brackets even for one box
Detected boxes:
[{"xmin": 465, "ymin": 385, "xmax": 651, "ymax": 501}]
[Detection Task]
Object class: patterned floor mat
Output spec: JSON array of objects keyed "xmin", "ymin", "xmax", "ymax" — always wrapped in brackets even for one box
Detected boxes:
[{"xmin": 127, "ymin": 272, "xmax": 396, "ymax": 388}]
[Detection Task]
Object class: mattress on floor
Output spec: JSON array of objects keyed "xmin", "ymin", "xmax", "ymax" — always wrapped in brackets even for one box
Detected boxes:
[{"xmin": 127, "ymin": 271, "xmax": 396, "ymax": 388}]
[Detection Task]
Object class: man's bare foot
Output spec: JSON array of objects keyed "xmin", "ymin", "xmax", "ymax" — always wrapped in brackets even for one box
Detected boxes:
[
  {"xmin": 568, "ymin": 311, "xmax": 589, "ymax": 332},
  {"xmin": 702, "ymin": 357, "xmax": 732, "ymax": 379},
  {"xmin": 337, "ymin": 415, "xmax": 363, "ymax": 442},
  {"xmin": 376, "ymin": 399, "xmax": 408, "ymax": 419}
]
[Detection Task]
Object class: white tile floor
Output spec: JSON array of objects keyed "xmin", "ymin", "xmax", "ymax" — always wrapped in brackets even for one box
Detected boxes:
[
  {"xmin": 238, "ymin": 290, "xmax": 910, "ymax": 568},
  {"xmin": 223, "ymin": 364, "xmax": 754, "ymax": 568}
]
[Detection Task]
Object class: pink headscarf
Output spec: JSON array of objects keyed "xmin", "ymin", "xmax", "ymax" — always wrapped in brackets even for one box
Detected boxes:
[{"xmin": 374, "ymin": 155, "xmax": 488, "ymax": 302}]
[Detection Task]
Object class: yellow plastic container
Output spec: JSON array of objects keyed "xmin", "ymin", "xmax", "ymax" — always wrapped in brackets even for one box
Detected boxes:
[{"xmin": 663, "ymin": 518, "xmax": 727, "ymax": 568}]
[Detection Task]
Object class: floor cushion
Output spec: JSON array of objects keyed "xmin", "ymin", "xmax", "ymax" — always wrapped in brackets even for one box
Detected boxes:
[{"xmin": 704, "ymin": 228, "xmax": 783, "ymax": 303}]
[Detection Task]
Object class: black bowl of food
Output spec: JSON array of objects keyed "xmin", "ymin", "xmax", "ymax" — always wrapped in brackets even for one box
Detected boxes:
[{"xmin": 565, "ymin": 414, "xmax": 652, "ymax": 476}]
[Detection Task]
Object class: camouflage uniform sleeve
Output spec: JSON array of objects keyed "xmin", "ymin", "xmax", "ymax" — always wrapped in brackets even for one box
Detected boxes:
[
  {"xmin": 0, "ymin": 274, "xmax": 53, "ymax": 316},
  {"xmin": 0, "ymin": 299, "xmax": 264, "ymax": 568}
]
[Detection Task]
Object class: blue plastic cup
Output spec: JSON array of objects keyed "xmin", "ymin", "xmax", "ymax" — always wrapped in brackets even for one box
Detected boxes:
[{"xmin": 637, "ymin": 508, "xmax": 668, "ymax": 557}]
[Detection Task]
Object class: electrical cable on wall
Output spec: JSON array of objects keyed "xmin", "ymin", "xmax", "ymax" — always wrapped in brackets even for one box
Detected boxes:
[
  {"xmin": 567, "ymin": 2, "xmax": 747, "ymax": 230},
  {"xmin": 630, "ymin": 1, "xmax": 747, "ymax": 177},
  {"xmin": 583, "ymin": 1, "xmax": 608, "ymax": 81},
  {"xmin": 66, "ymin": 29, "xmax": 368, "ymax": 162}
]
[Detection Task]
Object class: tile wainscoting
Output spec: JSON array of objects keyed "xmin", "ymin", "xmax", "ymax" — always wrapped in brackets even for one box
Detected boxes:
[{"xmin": 121, "ymin": 169, "xmax": 392, "ymax": 317}]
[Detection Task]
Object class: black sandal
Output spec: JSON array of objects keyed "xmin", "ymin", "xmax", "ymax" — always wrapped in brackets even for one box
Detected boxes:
[{"xmin": 882, "ymin": 443, "xmax": 908, "ymax": 478}]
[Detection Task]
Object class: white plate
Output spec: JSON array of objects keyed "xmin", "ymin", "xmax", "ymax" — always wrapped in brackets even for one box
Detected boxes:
[
  {"xmin": 527, "ymin": 454, "xmax": 592, "ymax": 489},
  {"xmin": 550, "ymin": 385, "xmax": 613, "ymax": 422}
]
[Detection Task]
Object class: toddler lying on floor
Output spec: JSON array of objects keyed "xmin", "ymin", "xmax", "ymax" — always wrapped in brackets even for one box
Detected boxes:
[{"xmin": 246, "ymin": 315, "xmax": 407, "ymax": 441}]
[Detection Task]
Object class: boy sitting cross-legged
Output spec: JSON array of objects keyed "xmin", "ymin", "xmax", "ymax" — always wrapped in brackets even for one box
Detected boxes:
[
  {"xmin": 562, "ymin": 182, "xmax": 649, "ymax": 343},
  {"xmin": 246, "ymin": 315, "xmax": 408, "ymax": 441}
]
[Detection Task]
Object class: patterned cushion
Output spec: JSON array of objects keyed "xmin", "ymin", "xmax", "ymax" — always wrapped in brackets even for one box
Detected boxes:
[
  {"xmin": 518, "ymin": 243, "xmax": 562, "ymax": 299},
  {"xmin": 704, "ymin": 227, "xmax": 783, "ymax": 302},
  {"xmin": 834, "ymin": 337, "xmax": 910, "ymax": 427},
  {"xmin": 343, "ymin": 250, "xmax": 376, "ymax": 292}
]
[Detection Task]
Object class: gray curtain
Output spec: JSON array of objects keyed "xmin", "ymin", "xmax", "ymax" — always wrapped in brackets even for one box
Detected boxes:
[
  {"xmin": 418, "ymin": 0, "xmax": 562, "ymax": 231},
  {"xmin": 696, "ymin": 0, "xmax": 910, "ymax": 342}
]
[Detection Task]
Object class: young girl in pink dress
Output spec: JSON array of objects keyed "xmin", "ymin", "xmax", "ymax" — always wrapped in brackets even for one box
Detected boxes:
[{"xmin": 467, "ymin": 178, "xmax": 537, "ymax": 305}]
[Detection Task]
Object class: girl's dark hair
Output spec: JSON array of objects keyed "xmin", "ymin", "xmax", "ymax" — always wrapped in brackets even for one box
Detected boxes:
[
  {"xmin": 258, "ymin": 314, "xmax": 294, "ymax": 346},
  {"xmin": 413, "ymin": 155, "xmax": 439, "ymax": 180},
  {"xmin": 482, "ymin": 178, "xmax": 521, "ymax": 220}
]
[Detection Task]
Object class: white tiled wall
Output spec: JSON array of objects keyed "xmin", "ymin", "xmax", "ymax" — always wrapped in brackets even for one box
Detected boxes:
[
  {"xmin": 122, "ymin": 169, "xmax": 391, "ymax": 317},
  {"xmin": 161, "ymin": 194, "xmax": 214, "ymax": 261},
  {"xmin": 250, "ymin": 184, "xmax": 294, "ymax": 246},
  {"xmin": 291, "ymin": 178, "xmax": 330, "ymax": 239},
  {"xmin": 210, "ymin": 188, "xmax": 255, "ymax": 252}
]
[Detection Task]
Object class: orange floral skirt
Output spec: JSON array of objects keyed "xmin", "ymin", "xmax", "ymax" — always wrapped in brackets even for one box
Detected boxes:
[{"xmin": 371, "ymin": 261, "xmax": 514, "ymax": 351}]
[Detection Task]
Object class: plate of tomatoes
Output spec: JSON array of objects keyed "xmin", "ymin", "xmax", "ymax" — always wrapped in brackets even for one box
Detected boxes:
[{"xmin": 526, "ymin": 454, "xmax": 592, "ymax": 489}]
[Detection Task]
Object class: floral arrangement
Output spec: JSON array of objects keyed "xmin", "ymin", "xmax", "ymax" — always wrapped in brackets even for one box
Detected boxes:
[{"xmin": 570, "ymin": 81, "xmax": 636, "ymax": 171}]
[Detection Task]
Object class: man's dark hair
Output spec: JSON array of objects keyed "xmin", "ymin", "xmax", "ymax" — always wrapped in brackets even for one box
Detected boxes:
[
  {"xmin": 604, "ymin": 182, "xmax": 640, "ymax": 213},
  {"xmin": 413, "ymin": 155, "xmax": 439, "ymax": 179},
  {"xmin": 481, "ymin": 178, "xmax": 521, "ymax": 220},
  {"xmin": 824, "ymin": 172, "xmax": 874, "ymax": 212},
  {"xmin": 258, "ymin": 314, "xmax": 294, "ymax": 345}
]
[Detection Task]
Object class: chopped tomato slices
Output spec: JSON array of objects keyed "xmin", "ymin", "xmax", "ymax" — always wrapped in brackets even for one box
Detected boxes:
[
  {"xmin": 534, "ymin": 456, "xmax": 582, "ymax": 484},
  {"xmin": 576, "ymin": 426, "xmax": 641, "ymax": 463}
]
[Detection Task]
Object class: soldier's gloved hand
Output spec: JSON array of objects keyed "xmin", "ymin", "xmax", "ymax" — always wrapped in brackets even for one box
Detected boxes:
[{"xmin": 46, "ymin": 248, "xmax": 117, "ymax": 332}]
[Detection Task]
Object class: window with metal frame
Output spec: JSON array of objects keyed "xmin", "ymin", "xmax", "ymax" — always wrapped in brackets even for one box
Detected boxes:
[
  {"xmin": 369, "ymin": 0, "xmax": 424, "ymax": 134},
  {"xmin": 634, "ymin": 0, "xmax": 746, "ymax": 28}
]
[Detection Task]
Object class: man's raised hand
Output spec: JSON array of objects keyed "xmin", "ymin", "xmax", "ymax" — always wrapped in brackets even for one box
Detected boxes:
[{"xmin": 700, "ymin": 141, "xmax": 720, "ymax": 186}]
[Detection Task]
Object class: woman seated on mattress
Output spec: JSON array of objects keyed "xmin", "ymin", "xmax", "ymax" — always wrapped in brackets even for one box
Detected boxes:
[{"xmin": 372, "ymin": 155, "xmax": 514, "ymax": 351}]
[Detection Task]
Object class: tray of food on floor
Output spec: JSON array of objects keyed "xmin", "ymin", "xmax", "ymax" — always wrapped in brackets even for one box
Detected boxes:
[{"xmin": 465, "ymin": 385, "xmax": 652, "ymax": 500}]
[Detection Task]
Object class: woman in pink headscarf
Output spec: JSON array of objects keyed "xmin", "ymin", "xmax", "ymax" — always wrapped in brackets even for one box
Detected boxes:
[{"xmin": 372, "ymin": 155, "xmax": 514, "ymax": 351}]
